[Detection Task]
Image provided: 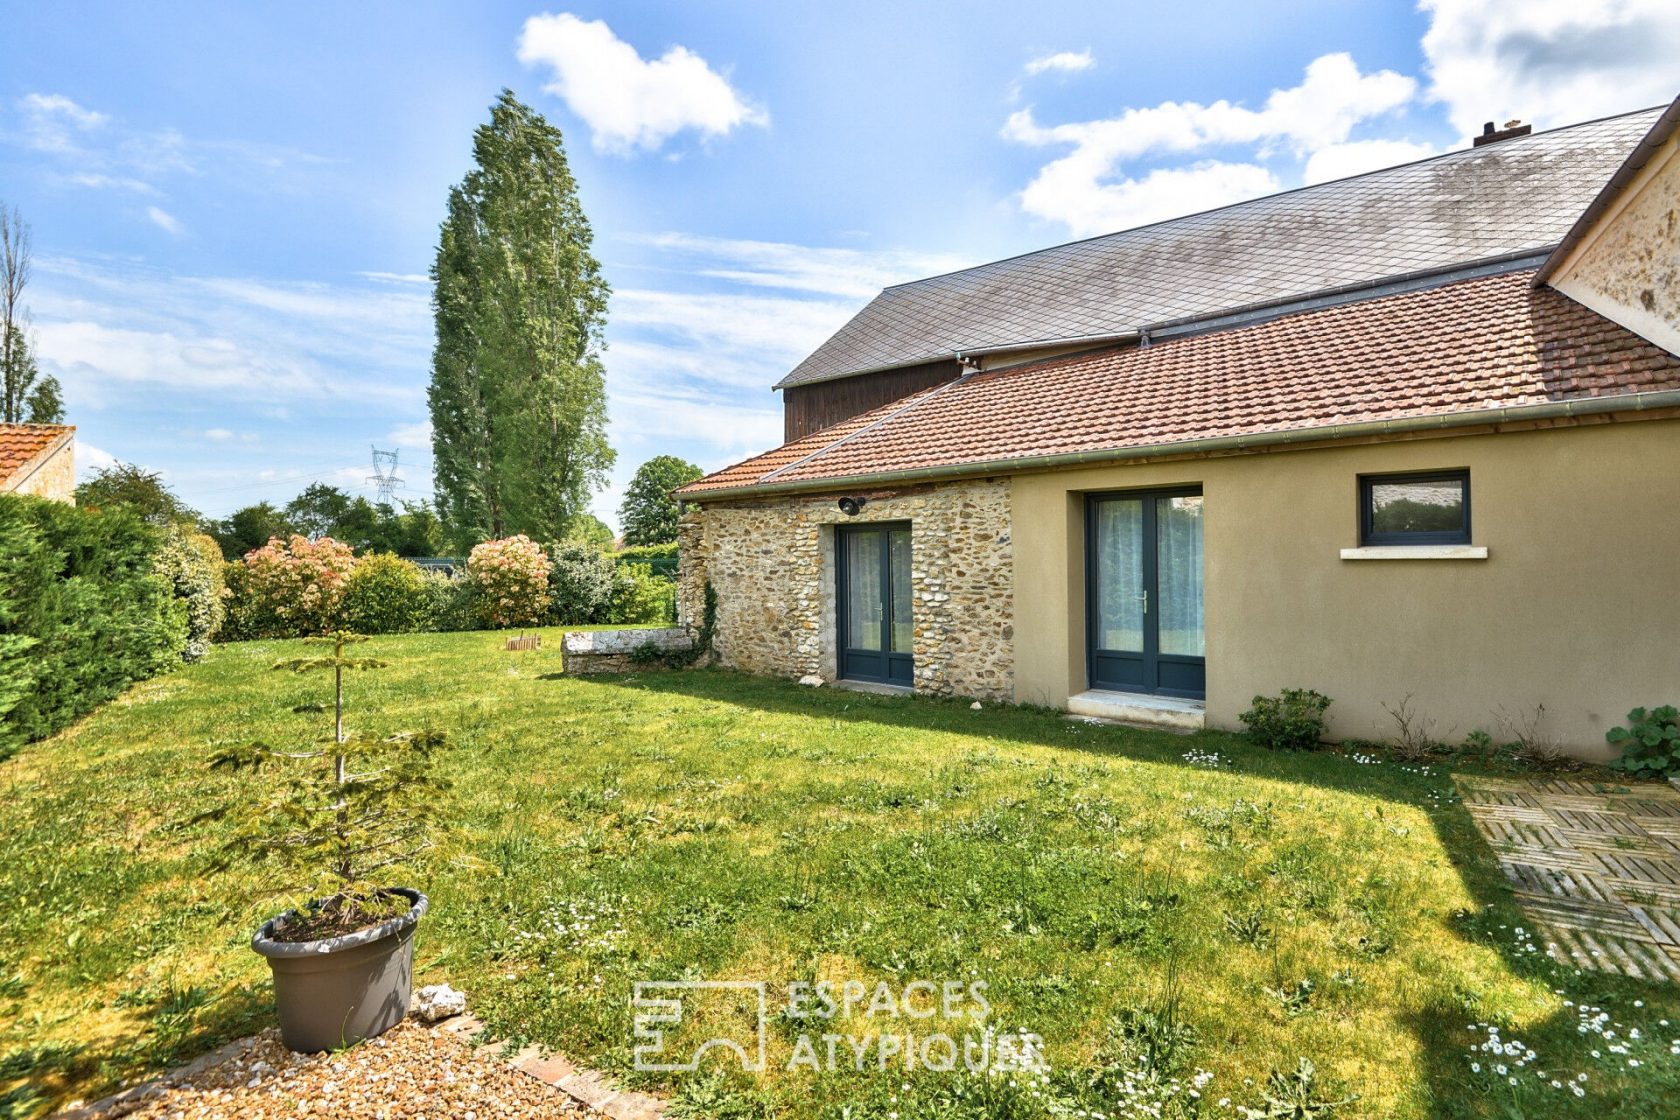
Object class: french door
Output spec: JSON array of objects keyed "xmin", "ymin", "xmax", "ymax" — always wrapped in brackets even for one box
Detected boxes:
[
  {"xmin": 1086, "ymin": 490, "xmax": 1205, "ymax": 699},
  {"xmin": 837, "ymin": 522, "xmax": 913, "ymax": 686}
]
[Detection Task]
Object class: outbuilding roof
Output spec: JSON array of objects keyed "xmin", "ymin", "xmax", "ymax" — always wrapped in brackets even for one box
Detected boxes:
[
  {"xmin": 777, "ymin": 107, "xmax": 1665, "ymax": 390},
  {"xmin": 682, "ymin": 270, "xmax": 1680, "ymax": 498},
  {"xmin": 0, "ymin": 424, "xmax": 73, "ymax": 491}
]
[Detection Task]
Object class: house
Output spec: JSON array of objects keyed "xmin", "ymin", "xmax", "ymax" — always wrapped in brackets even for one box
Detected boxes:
[
  {"xmin": 675, "ymin": 100, "xmax": 1680, "ymax": 759},
  {"xmin": 0, "ymin": 424, "xmax": 75, "ymax": 502}
]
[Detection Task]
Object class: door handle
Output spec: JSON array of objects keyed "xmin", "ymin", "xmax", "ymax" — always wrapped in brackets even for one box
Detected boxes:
[{"xmin": 1139, "ymin": 591, "xmax": 1149, "ymax": 615}]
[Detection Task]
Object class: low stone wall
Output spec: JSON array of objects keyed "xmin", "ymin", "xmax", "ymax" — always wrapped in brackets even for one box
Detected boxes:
[
  {"xmin": 562, "ymin": 628, "xmax": 692, "ymax": 674},
  {"xmin": 677, "ymin": 479, "xmax": 1014, "ymax": 700}
]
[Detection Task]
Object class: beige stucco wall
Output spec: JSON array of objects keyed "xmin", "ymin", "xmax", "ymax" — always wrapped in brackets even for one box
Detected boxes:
[
  {"xmin": 1012, "ymin": 418, "xmax": 1680, "ymax": 760},
  {"xmin": 679, "ymin": 479, "xmax": 1015, "ymax": 700},
  {"xmin": 1551, "ymin": 127, "xmax": 1680, "ymax": 357},
  {"xmin": 3, "ymin": 440, "xmax": 75, "ymax": 502}
]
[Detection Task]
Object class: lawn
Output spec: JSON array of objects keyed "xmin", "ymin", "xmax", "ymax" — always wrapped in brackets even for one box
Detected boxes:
[{"xmin": 3, "ymin": 630, "xmax": 1678, "ymax": 1119}]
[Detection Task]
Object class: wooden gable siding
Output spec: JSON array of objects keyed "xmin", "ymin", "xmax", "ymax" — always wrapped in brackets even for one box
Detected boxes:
[{"xmin": 782, "ymin": 359, "xmax": 961, "ymax": 441}]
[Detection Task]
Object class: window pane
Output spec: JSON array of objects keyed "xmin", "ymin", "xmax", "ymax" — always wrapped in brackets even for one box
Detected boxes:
[
  {"xmin": 846, "ymin": 530, "xmax": 883, "ymax": 651},
  {"xmin": 1369, "ymin": 477, "xmax": 1465, "ymax": 536},
  {"xmin": 1157, "ymin": 495, "xmax": 1204, "ymax": 658},
  {"xmin": 889, "ymin": 529, "xmax": 913, "ymax": 653},
  {"xmin": 1095, "ymin": 499, "xmax": 1144, "ymax": 653}
]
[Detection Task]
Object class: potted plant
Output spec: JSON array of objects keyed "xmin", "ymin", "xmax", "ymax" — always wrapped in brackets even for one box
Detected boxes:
[{"xmin": 209, "ymin": 631, "xmax": 448, "ymax": 1052}]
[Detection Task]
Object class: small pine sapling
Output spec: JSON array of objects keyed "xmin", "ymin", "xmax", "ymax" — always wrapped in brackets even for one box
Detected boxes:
[{"xmin": 209, "ymin": 632, "xmax": 448, "ymax": 940}]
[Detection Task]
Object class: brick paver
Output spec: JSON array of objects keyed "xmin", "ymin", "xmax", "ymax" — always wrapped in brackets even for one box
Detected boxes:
[{"xmin": 1460, "ymin": 775, "xmax": 1680, "ymax": 981}]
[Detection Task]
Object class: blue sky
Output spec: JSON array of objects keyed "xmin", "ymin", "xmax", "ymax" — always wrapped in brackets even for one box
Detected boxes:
[{"xmin": 3, "ymin": 1, "xmax": 1677, "ymax": 530}]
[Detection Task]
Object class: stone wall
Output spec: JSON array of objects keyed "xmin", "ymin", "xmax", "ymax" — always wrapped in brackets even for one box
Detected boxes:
[
  {"xmin": 678, "ymin": 479, "xmax": 1014, "ymax": 700},
  {"xmin": 562, "ymin": 628, "xmax": 694, "ymax": 675}
]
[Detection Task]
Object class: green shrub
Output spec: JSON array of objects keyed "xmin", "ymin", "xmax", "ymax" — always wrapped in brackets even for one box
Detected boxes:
[
  {"xmin": 219, "ymin": 560, "xmax": 271, "ymax": 642},
  {"xmin": 0, "ymin": 494, "xmax": 186, "ymax": 755},
  {"xmin": 341, "ymin": 553, "xmax": 432, "ymax": 634},
  {"xmin": 1607, "ymin": 705, "xmax": 1680, "ymax": 777},
  {"xmin": 616, "ymin": 541, "xmax": 678, "ymax": 563},
  {"xmin": 153, "ymin": 526, "xmax": 226, "ymax": 660},
  {"xmin": 546, "ymin": 540, "xmax": 617, "ymax": 624},
  {"xmin": 1240, "ymin": 688, "xmax": 1332, "ymax": 750},
  {"xmin": 609, "ymin": 562, "xmax": 674, "ymax": 624},
  {"xmin": 419, "ymin": 570, "xmax": 479, "ymax": 633}
]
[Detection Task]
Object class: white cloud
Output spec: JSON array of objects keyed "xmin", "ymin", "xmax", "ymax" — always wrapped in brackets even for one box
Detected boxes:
[
  {"xmin": 1303, "ymin": 137, "xmax": 1439, "ymax": 184},
  {"xmin": 204, "ymin": 428, "xmax": 234, "ymax": 441},
  {"xmin": 28, "ymin": 257, "xmax": 430, "ymax": 411},
  {"xmin": 357, "ymin": 270, "xmax": 430, "ymax": 286},
  {"xmin": 1421, "ymin": 0, "xmax": 1680, "ymax": 140},
  {"xmin": 1002, "ymin": 52, "xmax": 1417, "ymax": 234},
  {"xmin": 68, "ymin": 172, "xmax": 156, "ymax": 193},
  {"xmin": 630, "ymin": 233, "xmax": 970, "ymax": 300},
  {"xmin": 1025, "ymin": 50, "xmax": 1095, "ymax": 76},
  {"xmin": 517, "ymin": 12, "xmax": 768, "ymax": 152},
  {"xmin": 17, "ymin": 93, "xmax": 108, "ymax": 152},
  {"xmin": 74, "ymin": 439, "xmax": 117, "ymax": 478},
  {"xmin": 387, "ymin": 420, "xmax": 433, "ymax": 449},
  {"xmin": 146, "ymin": 206, "xmax": 184, "ymax": 235}
]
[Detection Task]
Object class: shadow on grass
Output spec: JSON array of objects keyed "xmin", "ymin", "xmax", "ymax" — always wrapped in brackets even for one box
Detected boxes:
[
  {"xmin": 4, "ymin": 981, "xmax": 269, "ymax": 1119},
  {"xmin": 572, "ymin": 668, "xmax": 1680, "ymax": 1120}
]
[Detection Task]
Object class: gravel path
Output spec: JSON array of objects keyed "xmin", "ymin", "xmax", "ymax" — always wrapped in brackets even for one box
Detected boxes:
[{"xmin": 87, "ymin": 1021, "xmax": 602, "ymax": 1120}]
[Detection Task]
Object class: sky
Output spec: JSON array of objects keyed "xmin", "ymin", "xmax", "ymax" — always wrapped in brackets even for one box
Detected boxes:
[{"xmin": 2, "ymin": 1, "xmax": 1677, "ymax": 531}]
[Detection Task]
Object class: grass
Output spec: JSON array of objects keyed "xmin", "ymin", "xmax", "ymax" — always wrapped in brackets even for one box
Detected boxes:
[{"xmin": 3, "ymin": 629, "xmax": 1679, "ymax": 1119}]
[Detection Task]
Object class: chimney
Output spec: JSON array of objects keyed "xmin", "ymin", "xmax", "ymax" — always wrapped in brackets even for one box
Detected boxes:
[{"xmin": 1474, "ymin": 118, "xmax": 1532, "ymax": 147}]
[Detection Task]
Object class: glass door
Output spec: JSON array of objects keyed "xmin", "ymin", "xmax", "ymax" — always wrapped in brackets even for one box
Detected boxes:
[
  {"xmin": 838, "ymin": 523, "xmax": 913, "ymax": 685},
  {"xmin": 1087, "ymin": 490, "xmax": 1204, "ymax": 698}
]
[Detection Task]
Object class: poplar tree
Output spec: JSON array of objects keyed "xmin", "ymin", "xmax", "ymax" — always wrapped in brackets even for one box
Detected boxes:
[{"xmin": 428, "ymin": 91, "xmax": 613, "ymax": 550}]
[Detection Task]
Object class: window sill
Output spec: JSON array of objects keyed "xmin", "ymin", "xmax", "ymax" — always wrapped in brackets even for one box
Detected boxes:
[{"xmin": 1340, "ymin": 545, "xmax": 1488, "ymax": 561}]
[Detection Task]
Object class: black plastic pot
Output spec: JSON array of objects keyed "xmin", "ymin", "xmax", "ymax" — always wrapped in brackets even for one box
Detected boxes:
[{"xmin": 252, "ymin": 888, "xmax": 428, "ymax": 1052}]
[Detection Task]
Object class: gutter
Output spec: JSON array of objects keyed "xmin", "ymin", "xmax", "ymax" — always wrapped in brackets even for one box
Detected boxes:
[
  {"xmin": 1535, "ymin": 94, "xmax": 1680, "ymax": 285},
  {"xmin": 683, "ymin": 389, "xmax": 1680, "ymax": 502}
]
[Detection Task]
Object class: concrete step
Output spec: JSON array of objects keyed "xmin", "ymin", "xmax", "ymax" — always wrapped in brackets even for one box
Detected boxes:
[{"xmin": 1066, "ymin": 689, "xmax": 1206, "ymax": 732}]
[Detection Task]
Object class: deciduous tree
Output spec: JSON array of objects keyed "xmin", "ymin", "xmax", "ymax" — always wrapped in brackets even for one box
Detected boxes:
[
  {"xmin": 428, "ymin": 91, "xmax": 612, "ymax": 552},
  {"xmin": 619, "ymin": 455, "xmax": 702, "ymax": 546},
  {"xmin": 1, "ymin": 203, "xmax": 64, "ymax": 425}
]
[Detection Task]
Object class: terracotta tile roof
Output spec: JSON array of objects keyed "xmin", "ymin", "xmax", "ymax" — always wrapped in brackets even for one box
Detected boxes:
[
  {"xmin": 0, "ymin": 424, "xmax": 73, "ymax": 489},
  {"xmin": 778, "ymin": 108, "xmax": 1663, "ymax": 388},
  {"xmin": 681, "ymin": 270, "xmax": 1680, "ymax": 497}
]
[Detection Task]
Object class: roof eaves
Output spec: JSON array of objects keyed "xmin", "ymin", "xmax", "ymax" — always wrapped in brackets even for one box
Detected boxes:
[{"xmin": 685, "ymin": 389, "xmax": 1680, "ymax": 503}]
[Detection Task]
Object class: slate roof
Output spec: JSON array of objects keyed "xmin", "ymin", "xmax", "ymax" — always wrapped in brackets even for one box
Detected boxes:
[
  {"xmin": 683, "ymin": 271, "xmax": 1680, "ymax": 496},
  {"xmin": 777, "ymin": 107, "xmax": 1665, "ymax": 389},
  {"xmin": 0, "ymin": 424, "xmax": 73, "ymax": 490}
]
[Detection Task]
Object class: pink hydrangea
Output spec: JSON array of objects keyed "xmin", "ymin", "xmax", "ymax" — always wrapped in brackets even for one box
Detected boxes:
[
  {"xmin": 468, "ymin": 535, "xmax": 550, "ymax": 628},
  {"xmin": 241, "ymin": 535, "xmax": 358, "ymax": 635}
]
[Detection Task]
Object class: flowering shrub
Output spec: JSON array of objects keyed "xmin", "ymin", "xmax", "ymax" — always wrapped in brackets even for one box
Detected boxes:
[
  {"xmin": 468, "ymin": 535, "xmax": 550, "ymax": 628},
  {"xmin": 238, "ymin": 535, "xmax": 358, "ymax": 638}
]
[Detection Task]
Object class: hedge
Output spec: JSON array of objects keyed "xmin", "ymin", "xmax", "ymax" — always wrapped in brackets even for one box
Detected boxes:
[{"xmin": 0, "ymin": 494, "xmax": 187, "ymax": 756}]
